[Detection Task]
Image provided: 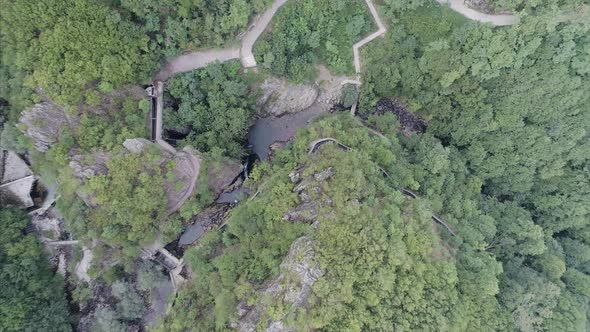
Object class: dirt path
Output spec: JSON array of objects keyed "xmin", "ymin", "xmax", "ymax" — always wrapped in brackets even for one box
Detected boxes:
[
  {"xmin": 155, "ymin": 48, "xmax": 240, "ymax": 82},
  {"xmin": 154, "ymin": 0, "xmax": 289, "ymax": 80},
  {"xmin": 241, "ymin": 0, "xmax": 290, "ymax": 67},
  {"xmin": 75, "ymin": 245, "xmax": 93, "ymax": 282},
  {"xmin": 435, "ymin": 0, "xmax": 519, "ymax": 26},
  {"xmin": 353, "ymin": 0, "xmax": 388, "ymax": 75}
]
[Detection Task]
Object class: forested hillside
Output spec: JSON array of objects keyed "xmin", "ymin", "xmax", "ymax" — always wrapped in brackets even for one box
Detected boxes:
[
  {"xmin": 0, "ymin": 0, "xmax": 589, "ymax": 330},
  {"xmin": 254, "ymin": 0, "xmax": 374, "ymax": 81},
  {"xmin": 358, "ymin": 1, "xmax": 590, "ymax": 330},
  {"xmin": 0, "ymin": 0, "xmax": 273, "ymax": 108},
  {"xmin": 0, "ymin": 209, "xmax": 72, "ymax": 331}
]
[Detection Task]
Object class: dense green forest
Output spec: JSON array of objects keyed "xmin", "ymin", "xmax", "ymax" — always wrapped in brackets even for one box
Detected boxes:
[
  {"xmin": 164, "ymin": 61, "xmax": 255, "ymax": 157},
  {"xmin": 0, "ymin": 0, "xmax": 273, "ymax": 108},
  {"xmin": 1, "ymin": 0, "xmax": 589, "ymax": 330},
  {"xmin": 156, "ymin": 0, "xmax": 589, "ymax": 330},
  {"xmin": 254, "ymin": 0, "xmax": 374, "ymax": 81},
  {"xmin": 158, "ymin": 113, "xmax": 588, "ymax": 330},
  {"xmin": 360, "ymin": 1, "xmax": 590, "ymax": 330},
  {"xmin": 0, "ymin": 208, "xmax": 72, "ymax": 331}
]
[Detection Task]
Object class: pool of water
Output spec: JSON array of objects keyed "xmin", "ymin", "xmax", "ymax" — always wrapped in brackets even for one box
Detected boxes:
[{"xmin": 247, "ymin": 103, "xmax": 328, "ymax": 160}]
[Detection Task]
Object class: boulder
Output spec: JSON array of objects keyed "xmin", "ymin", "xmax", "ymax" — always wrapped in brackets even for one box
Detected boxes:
[
  {"xmin": 123, "ymin": 138, "xmax": 153, "ymax": 155},
  {"xmin": 69, "ymin": 151, "xmax": 110, "ymax": 180},
  {"xmin": 19, "ymin": 103, "xmax": 72, "ymax": 152},
  {"xmin": 236, "ymin": 237, "xmax": 323, "ymax": 331},
  {"xmin": 257, "ymin": 78, "xmax": 319, "ymax": 117},
  {"xmin": 284, "ymin": 167, "xmax": 334, "ymax": 223},
  {"xmin": 206, "ymin": 157, "xmax": 243, "ymax": 196}
]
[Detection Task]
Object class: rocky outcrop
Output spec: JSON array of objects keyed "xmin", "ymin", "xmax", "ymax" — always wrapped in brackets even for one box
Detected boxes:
[
  {"xmin": 178, "ymin": 205, "xmax": 231, "ymax": 246},
  {"xmin": 164, "ymin": 147, "xmax": 201, "ymax": 213},
  {"xmin": 365, "ymin": 98, "xmax": 427, "ymax": 135},
  {"xmin": 257, "ymin": 78, "xmax": 319, "ymax": 117},
  {"xmin": 19, "ymin": 102, "xmax": 73, "ymax": 152},
  {"xmin": 283, "ymin": 167, "xmax": 334, "ymax": 223},
  {"xmin": 68, "ymin": 150, "xmax": 110, "ymax": 207},
  {"xmin": 207, "ymin": 157, "xmax": 243, "ymax": 196},
  {"xmin": 235, "ymin": 237, "xmax": 323, "ymax": 332},
  {"xmin": 69, "ymin": 151, "xmax": 110, "ymax": 180}
]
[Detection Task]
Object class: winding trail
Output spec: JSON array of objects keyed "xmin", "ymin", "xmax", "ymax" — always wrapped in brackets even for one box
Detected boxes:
[
  {"xmin": 153, "ymin": 0, "xmax": 289, "ymax": 81},
  {"xmin": 353, "ymin": 0, "xmax": 388, "ymax": 75},
  {"xmin": 241, "ymin": 0, "xmax": 290, "ymax": 67},
  {"xmin": 435, "ymin": 0, "xmax": 519, "ymax": 26},
  {"xmin": 155, "ymin": 49, "xmax": 240, "ymax": 82},
  {"xmin": 308, "ymin": 138, "xmax": 456, "ymax": 236}
]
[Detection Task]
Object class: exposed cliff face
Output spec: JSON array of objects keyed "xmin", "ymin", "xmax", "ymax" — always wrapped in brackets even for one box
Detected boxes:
[
  {"xmin": 68, "ymin": 150, "xmax": 110, "ymax": 207},
  {"xmin": 257, "ymin": 78, "xmax": 319, "ymax": 117},
  {"xmin": 19, "ymin": 102, "xmax": 74, "ymax": 152},
  {"xmin": 283, "ymin": 167, "xmax": 334, "ymax": 223},
  {"xmin": 206, "ymin": 157, "xmax": 243, "ymax": 196},
  {"xmin": 235, "ymin": 237, "xmax": 323, "ymax": 332},
  {"xmin": 69, "ymin": 151, "xmax": 110, "ymax": 180}
]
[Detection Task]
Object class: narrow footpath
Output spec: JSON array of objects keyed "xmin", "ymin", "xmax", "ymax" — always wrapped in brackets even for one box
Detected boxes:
[
  {"xmin": 349, "ymin": 0, "xmax": 518, "ymax": 115},
  {"xmin": 435, "ymin": 0, "xmax": 519, "ymax": 25}
]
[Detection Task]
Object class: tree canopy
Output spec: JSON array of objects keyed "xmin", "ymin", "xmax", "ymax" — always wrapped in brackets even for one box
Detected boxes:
[{"xmin": 0, "ymin": 208, "xmax": 72, "ymax": 331}]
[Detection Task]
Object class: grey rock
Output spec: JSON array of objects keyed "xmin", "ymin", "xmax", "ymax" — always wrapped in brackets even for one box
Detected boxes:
[
  {"xmin": 314, "ymin": 167, "xmax": 334, "ymax": 182},
  {"xmin": 288, "ymin": 167, "xmax": 303, "ymax": 184},
  {"xmin": 283, "ymin": 201, "xmax": 317, "ymax": 223},
  {"xmin": 123, "ymin": 138, "xmax": 153, "ymax": 154},
  {"xmin": 293, "ymin": 178, "xmax": 311, "ymax": 193},
  {"xmin": 257, "ymin": 79, "xmax": 319, "ymax": 117},
  {"xmin": 236, "ymin": 237, "xmax": 323, "ymax": 332},
  {"xmin": 69, "ymin": 151, "xmax": 109, "ymax": 180},
  {"xmin": 19, "ymin": 103, "xmax": 72, "ymax": 152}
]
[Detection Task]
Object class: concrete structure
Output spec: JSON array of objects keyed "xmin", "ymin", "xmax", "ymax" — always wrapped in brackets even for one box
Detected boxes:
[
  {"xmin": 0, "ymin": 150, "xmax": 35, "ymax": 208},
  {"xmin": 141, "ymin": 242, "xmax": 186, "ymax": 290}
]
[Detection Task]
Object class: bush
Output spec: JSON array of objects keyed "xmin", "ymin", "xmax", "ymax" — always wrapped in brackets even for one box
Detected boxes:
[
  {"xmin": 111, "ymin": 281, "xmax": 146, "ymax": 320},
  {"xmin": 90, "ymin": 307, "xmax": 126, "ymax": 332},
  {"xmin": 340, "ymin": 84, "xmax": 359, "ymax": 108},
  {"xmin": 136, "ymin": 261, "xmax": 167, "ymax": 293}
]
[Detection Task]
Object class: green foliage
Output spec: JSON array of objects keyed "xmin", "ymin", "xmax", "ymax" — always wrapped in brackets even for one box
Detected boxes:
[
  {"xmin": 254, "ymin": 0, "xmax": 374, "ymax": 81},
  {"xmin": 0, "ymin": 122, "xmax": 31, "ymax": 153},
  {"xmin": 136, "ymin": 261, "xmax": 167, "ymax": 293},
  {"xmin": 90, "ymin": 307, "xmax": 126, "ymax": 332},
  {"xmin": 86, "ymin": 151, "xmax": 171, "ymax": 252},
  {"xmin": 158, "ymin": 116, "xmax": 512, "ymax": 330},
  {"xmin": 120, "ymin": 0, "xmax": 274, "ymax": 53},
  {"xmin": 76, "ymin": 96, "xmax": 148, "ymax": 152},
  {"xmin": 0, "ymin": 208, "xmax": 71, "ymax": 331},
  {"xmin": 359, "ymin": 2, "xmax": 590, "ymax": 330},
  {"xmin": 72, "ymin": 282, "xmax": 93, "ymax": 305},
  {"xmin": 340, "ymin": 84, "xmax": 360, "ymax": 108},
  {"xmin": 165, "ymin": 61, "xmax": 254, "ymax": 156},
  {"xmin": 111, "ymin": 281, "xmax": 146, "ymax": 320},
  {"xmin": 0, "ymin": 0, "xmax": 155, "ymax": 105}
]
